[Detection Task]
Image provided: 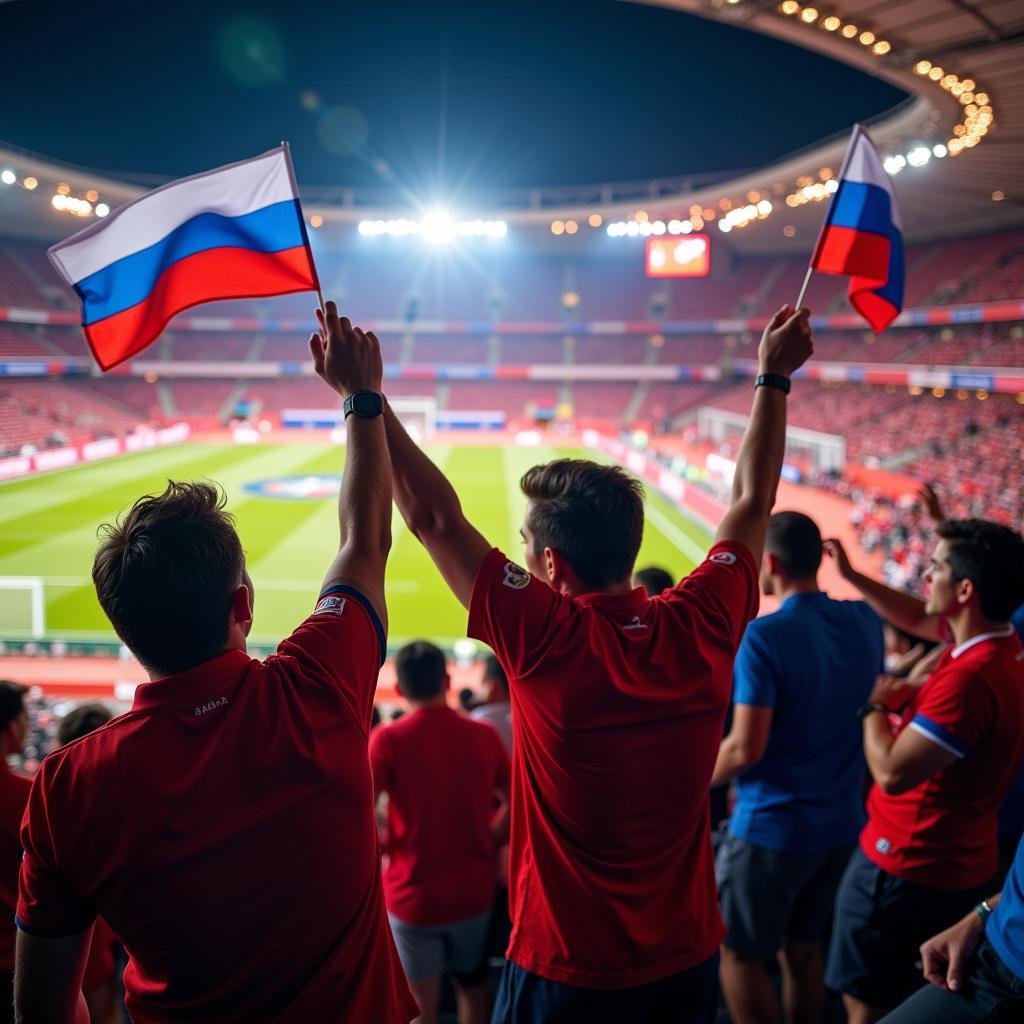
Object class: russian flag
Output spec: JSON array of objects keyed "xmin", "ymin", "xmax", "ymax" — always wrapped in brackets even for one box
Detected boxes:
[
  {"xmin": 810, "ymin": 125, "xmax": 904, "ymax": 333},
  {"xmin": 48, "ymin": 146, "xmax": 319, "ymax": 370}
]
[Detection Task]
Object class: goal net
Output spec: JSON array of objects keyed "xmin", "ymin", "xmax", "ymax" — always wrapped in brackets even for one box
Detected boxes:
[{"xmin": 0, "ymin": 577, "xmax": 46, "ymax": 639}]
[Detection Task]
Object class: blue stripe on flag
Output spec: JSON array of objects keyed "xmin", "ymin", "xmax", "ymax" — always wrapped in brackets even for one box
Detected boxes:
[
  {"xmin": 828, "ymin": 181, "xmax": 897, "ymax": 240},
  {"xmin": 75, "ymin": 200, "xmax": 306, "ymax": 325},
  {"xmin": 910, "ymin": 713, "xmax": 971, "ymax": 757}
]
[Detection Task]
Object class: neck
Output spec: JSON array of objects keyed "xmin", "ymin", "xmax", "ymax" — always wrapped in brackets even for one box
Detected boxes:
[
  {"xmin": 408, "ymin": 695, "xmax": 448, "ymax": 710},
  {"xmin": 947, "ymin": 607, "xmax": 1008, "ymax": 648},
  {"xmin": 773, "ymin": 577, "xmax": 820, "ymax": 603},
  {"xmin": 563, "ymin": 577, "xmax": 634, "ymax": 599}
]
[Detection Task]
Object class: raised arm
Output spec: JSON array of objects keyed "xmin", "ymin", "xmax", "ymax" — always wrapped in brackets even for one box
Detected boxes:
[
  {"xmin": 714, "ymin": 305, "xmax": 814, "ymax": 562},
  {"xmin": 310, "ymin": 303, "xmax": 392, "ymax": 626},
  {"xmin": 823, "ymin": 537, "xmax": 945, "ymax": 642},
  {"xmin": 382, "ymin": 400, "xmax": 491, "ymax": 608}
]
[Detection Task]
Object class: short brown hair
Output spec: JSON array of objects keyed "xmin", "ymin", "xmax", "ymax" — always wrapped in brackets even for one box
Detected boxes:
[
  {"xmin": 766, "ymin": 511, "xmax": 822, "ymax": 579},
  {"xmin": 936, "ymin": 519, "xmax": 1024, "ymax": 622},
  {"xmin": 92, "ymin": 481, "xmax": 244, "ymax": 676},
  {"xmin": 395, "ymin": 641, "xmax": 448, "ymax": 701},
  {"xmin": 0, "ymin": 681, "xmax": 27, "ymax": 730},
  {"xmin": 57, "ymin": 702, "xmax": 113, "ymax": 747},
  {"xmin": 520, "ymin": 459, "xmax": 644, "ymax": 588}
]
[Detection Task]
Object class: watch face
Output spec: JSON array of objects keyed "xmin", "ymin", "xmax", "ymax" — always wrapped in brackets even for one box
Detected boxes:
[{"xmin": 352, "ymin": 391, "xmax": 383, "ymax": 416}]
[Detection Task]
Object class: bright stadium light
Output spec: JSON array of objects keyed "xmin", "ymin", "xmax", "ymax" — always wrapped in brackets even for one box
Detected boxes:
[
  {"xmin": 0, "ymin": 169, "xmax": 15, "ymax": 185},
  {"xmin": 95, "ymin": 203, "xmax": 110, "ymax": 217},
  {"xmin": 907, "ymin": 146, "xmax": 931, "ymax": 167},
  {"xmin": 933, "ymin": 143, "xmax": 948, "ymax": 158},
  {"xmin": 420, "ymin": 210, "xmax": 457, "ymax": 245}
]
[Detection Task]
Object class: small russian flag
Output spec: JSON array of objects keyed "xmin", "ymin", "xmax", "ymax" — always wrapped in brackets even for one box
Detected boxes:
[
  {"xmin": 810, "ymin": 125, "xmax": 904, "ymax": 333},
  {"xmin": 49, "ymin": 145, "xmax": 320, "ymax": 371}
]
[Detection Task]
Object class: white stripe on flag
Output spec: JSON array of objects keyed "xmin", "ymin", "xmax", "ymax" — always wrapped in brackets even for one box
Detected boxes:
[
  {"xmin": 49, "ymin": 147, "xmax": 297, "ymax": 286},
  {"xmin": 841, "ymin": 127, "xmax": 903, "ymax": 230}
]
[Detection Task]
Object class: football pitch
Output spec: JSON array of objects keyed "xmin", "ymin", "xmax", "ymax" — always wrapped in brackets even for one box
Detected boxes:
[{"xmin": 0, "ymin": 442, "xmax": 714, "ymax": 648}]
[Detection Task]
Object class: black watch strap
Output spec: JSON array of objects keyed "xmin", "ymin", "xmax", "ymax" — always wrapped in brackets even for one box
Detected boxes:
[
  {"xmin": 857, "ymin": 701, "xmax": 887, "ymax": 721},
  {"xmin": 343, "ymin": 390, "xmax": 384, "ymax": 419},
  {"xmin": 755, "ymin": 373, "xmax": 791, "ymax": 395}
]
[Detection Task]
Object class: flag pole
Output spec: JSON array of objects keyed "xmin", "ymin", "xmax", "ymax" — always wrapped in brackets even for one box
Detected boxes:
[
  {"xmin": 793, "ymin": 123, "xmax": 863, "ymax": 310},
  {"xmin": 281, "ymin": 141, "xmax": 325, "ymax": 315}
]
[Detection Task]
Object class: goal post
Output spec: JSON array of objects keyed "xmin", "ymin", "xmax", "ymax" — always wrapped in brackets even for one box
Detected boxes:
[
  {"xmin": 0, "ymin": 577, "xmax": 46, "ymax": 639},
  {"xmin": 389, "ymin": 397, "xmax": 437, "ymax": 441}
]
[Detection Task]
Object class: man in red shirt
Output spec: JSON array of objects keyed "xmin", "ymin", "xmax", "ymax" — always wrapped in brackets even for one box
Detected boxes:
[
  {"xmin": 0, "ymin": 682, "xmax": 31, "ymax": 1024},
  {"xmin": 370, "ymin": 641, "xmax": 510, "ymax": 1024},
  {"xmin": 379, "ymin": 306, "xmax": 813, "ymax": 1022},
  {"xmin": 823, "ymin": 523, "xmax": 1024, "ymax": 1024},
  {"xmin": 15, "ymin": 305, "xmax": 418, "ymax": 1024}
]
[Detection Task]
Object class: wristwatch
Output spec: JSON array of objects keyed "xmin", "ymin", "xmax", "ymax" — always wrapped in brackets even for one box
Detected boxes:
[
  {"xmin": 343, "ymin": 390, "xmax": 384, "ymax": 419},
  {"xmin": 857, "ymin": 701, "xmax": 887, "ymax": 721},
  {"xmin": 975, "ymin": 900, "xmax": 993, "ymax": 926},
  {"xmin": 755, "ymin": 373, "xmax": 791, "ymax": 394}
]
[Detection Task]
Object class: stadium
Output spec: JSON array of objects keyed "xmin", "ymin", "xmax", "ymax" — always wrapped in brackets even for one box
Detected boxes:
[{"xmin": 1, "ymin": 0, "xmax": 1024, "ymax": 1021}]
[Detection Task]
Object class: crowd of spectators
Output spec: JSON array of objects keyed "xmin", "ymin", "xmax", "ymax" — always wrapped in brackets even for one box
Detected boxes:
[{"xmin": 4, "ymin": 302, "xmax": 1024, "ymax": 1024}]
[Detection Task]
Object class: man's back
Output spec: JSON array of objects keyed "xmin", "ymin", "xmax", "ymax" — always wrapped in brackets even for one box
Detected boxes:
[
  {"xmin": 17, "ymin": 610, "xmax": 416, "ymax": 1024},
  {"xmin": 469, "ymin": 542, "xmax": 759, "ymax": 988},
  {"xmin": 370, "ymin": 705, "xmax": 509, "ymax": 926},
  {"xmin": 731, "ymin": 593, "xmax": 884, "ymax": 852},
  {"xmin": 0, "ymin": 766, "xmax": 31, "ymax": 974}
]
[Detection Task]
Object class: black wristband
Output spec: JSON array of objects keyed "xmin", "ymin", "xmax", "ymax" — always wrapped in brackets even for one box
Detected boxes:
[
  {"xmin": 857, "ymin": 701, "xmax": 887, "ymax": 721},
  {"xmin": 755, "ymin": 373, "xmax": 791, "ymax": 395}
]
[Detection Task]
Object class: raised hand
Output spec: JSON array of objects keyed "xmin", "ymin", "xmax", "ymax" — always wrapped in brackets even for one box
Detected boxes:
[
  {"xmin": 822, "ymin": 537, "xmax": 853, "ymax": 579},
  {"xmin": 916, "ymin": 483, "xmax": 946, "ymax": 524},
  {"xmin": 758, "ymin": 305, "xmax": 814, "ymax": 378},
  {"xmin": 309, "ymin": 301, "xmax": 383, "ymax": 397}
]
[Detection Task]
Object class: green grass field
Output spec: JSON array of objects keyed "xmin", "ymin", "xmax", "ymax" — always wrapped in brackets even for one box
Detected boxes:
[{"xmin": 0, "ymin": 442, "xmax": 713, "ymax": 648}]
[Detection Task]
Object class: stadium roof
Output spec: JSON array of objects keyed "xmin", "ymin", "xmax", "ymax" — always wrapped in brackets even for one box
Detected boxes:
[{"xmin": 0, "ymin": 0, "xmax": 1021, "ymax": 254}]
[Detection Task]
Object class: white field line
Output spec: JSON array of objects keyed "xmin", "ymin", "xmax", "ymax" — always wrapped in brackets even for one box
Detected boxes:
[
  {"xmin": 33, "ymin": 576, "xmax": 421, "ymax": 593},
  {"xmin": 643, "ymin": 502, "xmax": 709, "ymax": 565}
]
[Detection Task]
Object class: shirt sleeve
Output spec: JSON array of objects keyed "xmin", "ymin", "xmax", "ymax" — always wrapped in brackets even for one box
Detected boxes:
[
  {"xmin": 908, "ymin": 660, "xmax": 996, "ymax": 759},
  {"xmin": 273, "ymin": 583, "xmax": 387, "ymax": 731},
  {"xmin": 16, "ymin": 768, "xmax": 96, "ymax": 939},
  {"xmin": 467, "ymin": 549, "xmax": 570, "ymax": 679},
  {"xmin": 733, "ymin": 622, "xmax": 777, "ymax": 709},
  {"xmin": 664, "ymin": 541, "xmax": 760, "ymax": 651}
]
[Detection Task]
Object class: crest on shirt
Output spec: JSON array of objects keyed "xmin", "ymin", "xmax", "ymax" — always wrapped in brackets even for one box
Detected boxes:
[
  {"xmin": 709, "ymin": 551, "xmax": 737, "ymax": 566},
  {"xmin": 502, "ymin": 562, "xmax": 531, "ymax": 590},
  {"xmin": 623, "ymin": 616, "xmax": 648, "ymax": 632},
  {"xmin": 875, "ymin": 837, "xmax": 892, "ymax": 855},
  {"xmin": 314, "ymin": 595, "xmax": 348, "ymax": 617}
]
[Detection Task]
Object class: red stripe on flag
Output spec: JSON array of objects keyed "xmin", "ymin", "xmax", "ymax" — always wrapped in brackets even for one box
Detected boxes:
[
  {"xmin": 849, "ymin": 291, "xmax": 900, "ymax": 335},
  {"xmin": 812, "ymin": 225, "xmax": 889, "ymax": 286},
  {"xmin": 83, "ymin": 245, "xmax": 317, "ymax": 370}
]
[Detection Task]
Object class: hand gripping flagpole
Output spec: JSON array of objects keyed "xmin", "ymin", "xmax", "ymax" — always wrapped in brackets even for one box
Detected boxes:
[
  {"xmin": 281, "ymin": 141, "xmax": 326, "ymax": 315},
  {"xmin": 794, "ymin": 124, "xmax": 863, "ymax": 310}
]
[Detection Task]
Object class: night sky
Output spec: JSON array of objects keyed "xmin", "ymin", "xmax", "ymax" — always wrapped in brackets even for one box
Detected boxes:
[{"xmin": 0, "ymin": 0, "xmax": 905, "ymax": 197}]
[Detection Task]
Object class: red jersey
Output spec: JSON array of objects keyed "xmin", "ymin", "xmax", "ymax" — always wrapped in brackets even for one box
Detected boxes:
[
  {"xmin": 0, "ymin": 764, "xmax": 32, "ymax": 971},
  {"xmin": 862, "ymin": 627, "xmax": 1024, "ymax": 889},
  {"xmin": 369, "ymin": 705, "xmax": 510, "ymax": 926},
  {"xmin": 468, "ymin": 542, "xmax": 759, "ymax": 988},
  {"xmin": 17, "ymin": 585, "xmax": 417, "ymax": 1024}
]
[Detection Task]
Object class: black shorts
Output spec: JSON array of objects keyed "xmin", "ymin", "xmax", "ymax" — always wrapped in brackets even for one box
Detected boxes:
[
  {"xmin": 491, "ymin": 955, "xmax": 719, "ymax": 1024},
  {"xmin": 825, "ymin": 846, "xmax": 993, "ymax": 1011},
  {"xmin": 716, "ymin": 831, "xmax": 853, "ymax": 959}
]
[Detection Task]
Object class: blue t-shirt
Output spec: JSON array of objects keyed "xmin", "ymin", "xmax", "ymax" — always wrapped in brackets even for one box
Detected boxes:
[
  {"xmin": 730, "ymin": 592, "xmax": 884, "ymax": 854},
  {"xmin": 1010, "ymin": 604, "xmax": 1024, "ymax": 643},
  {"xmin": 988, "ymin": 834, "xmax": 1024, "ymax": 980}
]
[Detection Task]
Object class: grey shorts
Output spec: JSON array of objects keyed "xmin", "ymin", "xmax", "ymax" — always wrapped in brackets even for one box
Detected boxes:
[
  {"xmin": 716, "ymin": 831, "xmax": 854, "ymax": 959},
  {"xmin": 388, "ymin": 909, "xmax": 491, "ymax": 983}
]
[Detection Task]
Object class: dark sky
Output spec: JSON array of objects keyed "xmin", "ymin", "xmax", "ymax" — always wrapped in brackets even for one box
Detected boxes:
[{"xmin": 0, "ymin": 0, "xmax": 905, "ymax": 197}]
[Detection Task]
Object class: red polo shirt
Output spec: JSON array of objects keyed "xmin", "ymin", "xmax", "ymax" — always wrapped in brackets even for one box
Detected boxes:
[
  {"xmin": 17, "ymin": 585, "xmax": 417, "ymax": 1024},
  {"xmin": 468, "ymin": 542, "xmax": 759, "ymax": 988},
  {"xmin": 370, "ymin": 706, "xmax": 510, "ymax": 926},
  {"xmin": 0, "ymin": 764, "xmax": 32, "ymax": 972},
  {"xmin": 862, "ymin": 627, "xmax": 1024, "ymax": 888}
]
